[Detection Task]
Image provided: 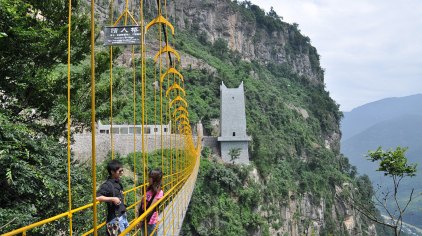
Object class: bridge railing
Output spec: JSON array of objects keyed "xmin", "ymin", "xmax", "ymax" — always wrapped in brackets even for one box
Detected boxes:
[
  {"xmin": 3, "ymin": 136, "xmax": 200, "ymax": 236},
  {"xmin": 121, "ymin": 141, "xmax": 200, "ymax": 235}
]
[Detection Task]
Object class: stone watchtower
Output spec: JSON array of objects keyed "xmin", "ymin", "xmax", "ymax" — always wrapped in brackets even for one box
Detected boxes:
[{"xmin": 218, "ymin": 81, "xmax": 251, "ymax": 164}]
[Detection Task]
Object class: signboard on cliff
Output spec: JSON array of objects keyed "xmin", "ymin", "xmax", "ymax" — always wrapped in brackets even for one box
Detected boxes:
[{"xmin": 104, "ymin": 26, "xmax": 141, "ymax": 46}]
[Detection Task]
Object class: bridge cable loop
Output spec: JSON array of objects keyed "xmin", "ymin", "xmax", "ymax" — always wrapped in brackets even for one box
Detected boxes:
[{"xmin": 145, "ymin": 14, "xmax": 175, "ymax": 35}]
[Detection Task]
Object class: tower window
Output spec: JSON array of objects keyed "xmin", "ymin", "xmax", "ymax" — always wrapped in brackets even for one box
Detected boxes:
[{"xmin": 233, "ymin": 132, "xmax": 236, "ymax": 136}]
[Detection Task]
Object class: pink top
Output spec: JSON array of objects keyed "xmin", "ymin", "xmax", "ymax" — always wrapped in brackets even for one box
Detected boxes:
[{"xmin": 145, "ymin": 189, "xmax": 164, "ymax": 224}]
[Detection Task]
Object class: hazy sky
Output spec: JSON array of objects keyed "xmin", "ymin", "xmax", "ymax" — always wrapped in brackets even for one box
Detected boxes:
[{"xmin": 249, "ymin": 0, "xmax": 422, "ymax": 111}]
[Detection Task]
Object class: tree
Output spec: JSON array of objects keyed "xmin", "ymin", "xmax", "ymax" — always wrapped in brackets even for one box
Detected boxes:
[
  {"xmin": 240, "ymin": 1, "xmax": 252, "ymax": 8},
  {"xmin": 228, "ymin": 148, "xmax": 241, "ymax": 164},
  {"xmin": 212, "ymin": 38, "xmax": 228, "ymax": 58},
  {"xmin": 349, "ymin": 146, "xmax": 417, "ymax": 236},
  {"xmin": 367, "ymin": 146, "xmax": 417, "ymax": 236},
  {"xmin": 0, "ymin": 111, "xmax": 91, "ymax": 233},
  {"xmin": 0, "ymin": 0, "xmax": 89, "ymax": 122},
  {"xmin": 0, "ymin": 0, "xmax": 93, "ymax": 233},
  {"xmin": 267, "ymin": 6, "xmax": 283, "ymax": 20}
]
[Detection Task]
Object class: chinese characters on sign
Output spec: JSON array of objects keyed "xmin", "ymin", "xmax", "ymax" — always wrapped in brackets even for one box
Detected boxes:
[{"xmin": 104, "ymin": 26, "xmax": 141, "ymax": 45}]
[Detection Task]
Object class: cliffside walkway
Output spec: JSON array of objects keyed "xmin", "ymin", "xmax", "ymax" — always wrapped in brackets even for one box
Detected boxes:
[{"xmin": 3, "ymin": 0, "xmax": 201, "ymax": 235}]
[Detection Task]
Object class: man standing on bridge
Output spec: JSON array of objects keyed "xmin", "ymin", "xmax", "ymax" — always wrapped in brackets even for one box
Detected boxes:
[{"xmin": 96, "ymin": 159, "xmax": 129, "ymax": 236}]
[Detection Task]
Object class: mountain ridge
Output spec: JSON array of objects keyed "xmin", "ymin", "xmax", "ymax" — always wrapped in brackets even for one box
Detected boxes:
[{"xmin": 341, "ymin": 93, "xmax": 422, "ymax": 140}]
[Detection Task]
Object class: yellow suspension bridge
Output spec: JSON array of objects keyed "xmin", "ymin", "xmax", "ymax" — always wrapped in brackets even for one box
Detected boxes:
[{"xmin": 3, "ymin": 0, "xmax": 201, "ymax": 235}]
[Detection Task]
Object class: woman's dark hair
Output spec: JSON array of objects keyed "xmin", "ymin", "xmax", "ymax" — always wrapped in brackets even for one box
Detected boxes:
[
  {"xmin": 147, "ymin": 169, "xmax": 163, "ymax": 194},
  {"xmin": 107, "ymin": 160, "xmax": 123, "ymax": 176}
]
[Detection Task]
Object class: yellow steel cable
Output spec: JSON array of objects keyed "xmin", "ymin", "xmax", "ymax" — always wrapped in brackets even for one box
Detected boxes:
[
  {"xmin": 112, "ymin": 0, "xmax": 137, "ymax": 26},
  {"xmin": 132, "ymin": 44, "xmax": 137, "ymax": 218},
  {"xmin": 166, "ymin": 83, "xmax": 186, "ymax": 97},
  {"xmin": 168, "ymin": 83, "xmax": 175, "ymax": 236},
  {"xmin": 89, "ymin": 0, "xmax": 98, "ymax": 235},
  {"xmin": 154, "ymin": 45, "xmax": 181, "ymax": 63},
  {"xmin": 177, "ymin": 126, "xmax": 180, "ymax": 180},
  {"xmin": 160, "ymin": 67, "xmax": 184, "ymax": 83},
  {"xmin": 169, "ymin": 105, "xmax": 173, "ymax": 190},
  {"xmin": 182, "ymin": 79, "xmax": 187, "ymax": 194},
  {"xmin": 154, "ymin": 64, "xmax": 157, "ymax": 149},
  {"xmin": 66, "ymin": 0, "xmax": 73, "ymax": 234},
  {"xmin": 109, "ymin": 0, "xmax": 114, "ymax": 160},
  {"xmin": 167, "ymin": 75, "xmax": 171, "ymax": 193},
  {"xmin": 167, "ymin": 7, "xmax": 180, "ymax": 223},
  {"xmin": 163, "ymin": 0, "xmax": 172, "ymax": 198},
  {"xmin": 124, "ymin": 0, "xmax": 128, "ymax": 25},
  {"xmin": 109, "ymin": 0, "xmax": 114, "ymax": 22},
  {"xmin": 110, "ymin": 46, "xmax": 114, "ymax": 160},
  {"xmin": 172, "ymin": 106, "xmax": 189, "ymax": 118},
  {"xmin": 140, "ymin": 0, "xmax": 148, "ymax": 235},
  {"xmin": 169, "ymin": 96, "xmax": 188, "ymax": 108},
  {"xmin": 174, "ymin": 77, "xmax": 178, "ymax": 186},
  {"xmin": 167, "ymin": 78, "xmax": 172, "ymax": 191},
  {"xmin": 145, "ymin": 15, "xmax": 175, "ymax": 35},
  {"xmin": 175, "ymin": 114, "xmax": 188, "ymax": 122},
  {"xmin": 159, "ymin": 15, "xmax": 164, "ymax": 178}
]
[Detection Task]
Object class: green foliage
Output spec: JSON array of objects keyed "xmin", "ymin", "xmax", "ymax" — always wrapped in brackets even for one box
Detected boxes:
[
  {"xmin": 366, "ymin": 147, "xmax": 418, "ymax": 236},
  {"xmin": 0, "ymin": 0, "xmax": 89, "ymax": 121},
  {"xmin": 368, "ymin": 147, "xmax": 417, "ymax": 177},
  {"xmin": 181, "ymin": 159, "xmax": 265, "ymax": 235},
  {"xmin": 0, "ymin": 1, "xmax": 98, "ymax": 233},
  {"xmin": 0, "ymin": 111, "xmax": 91, "ymax": 234},
  {"xmin": 201, "ymin": 147, "xmax": 212, "ymax": 159},
  {"xmin": 232, "ymin": 1, "xmax": 286, "ymax": 32},
  {"xmin": 228, "ymin": 148, "xmax": 241, "ymax": 163},
  {"xmin": 212, "ymin": 38, "xmax": 229, "ymax": 58}
]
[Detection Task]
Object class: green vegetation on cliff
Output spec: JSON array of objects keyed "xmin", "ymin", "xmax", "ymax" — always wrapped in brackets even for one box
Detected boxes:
[
  {"xmin": 172, "ymin": 2, "xmax": 381, "ymax": 235},
  {"xmin": 0, "ymin": 0, "xmax": 389, "ymax": 235}
]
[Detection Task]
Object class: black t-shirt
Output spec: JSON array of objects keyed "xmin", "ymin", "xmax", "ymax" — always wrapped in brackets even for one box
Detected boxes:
[{"xmin": 97, "ymin": 178, "xmax": 126, "ymax": 222}]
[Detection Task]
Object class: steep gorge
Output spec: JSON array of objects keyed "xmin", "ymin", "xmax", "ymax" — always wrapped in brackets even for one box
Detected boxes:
[
  {"xmin": 0, "ymin": 0, "xmax": 384, "ymax": 234},
  {"xmin": 94, "ymin": 0, "xmax": 382, "ymax": 235}
]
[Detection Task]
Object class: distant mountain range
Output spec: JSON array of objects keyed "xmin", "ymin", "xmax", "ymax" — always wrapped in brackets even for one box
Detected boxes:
[
  {"xmin": 341, "ymin": 94, "xmax": 422, "ymax": 140},
  {"xmin": 341, "ymin": 94, "xmax": 422, "ymax": 229}
]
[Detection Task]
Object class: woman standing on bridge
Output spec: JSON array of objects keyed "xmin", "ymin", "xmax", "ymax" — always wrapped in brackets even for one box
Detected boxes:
[{"xmin": 138, "ymin": 169, "xmax": 163, "ymax": 235}]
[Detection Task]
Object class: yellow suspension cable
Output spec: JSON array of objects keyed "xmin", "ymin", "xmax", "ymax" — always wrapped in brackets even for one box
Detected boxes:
[
  {"xmin": 159, "ymin": 3, "xmax": 166, "ymax": 232},
  {"xmin": 140, "ymin": 0, "xmax": 148, "ymax": 234},
  {"xmin": 90, "ymin": 0, "xmax": 98, "ymax": 234},
  {"xmin": 124, "ymin": 0, "xmax": 129, "ymax": 25},
  {"xmin": 163, "ymin": 0, "xmax": 173, "ymax": 192},
  {"xmin": 109, "ymin": 0, "xmax": 114, "ymax": 159},
  {"xmin": 66, "ymin": 0, "xmax": 73, "ymax": 234},
  {"xmin": 132, "ymin": 44, "xmax": 137, "ymax": 218},
  {"xmin": 157, "ymin": 0, "xmax": 165, "ymax": 177},
  {"xmin": 154, "ymin": 60, "xmax": 158, "ymax": 149}
]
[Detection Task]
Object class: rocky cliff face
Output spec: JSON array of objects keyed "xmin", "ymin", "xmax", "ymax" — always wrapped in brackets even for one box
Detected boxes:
[
  {"xmin": 167, "ymin": 0, "xmax": 324, "ymax": 83},
  {"xmin": 248, "ymin": 171, "xmax": 377, "ymax": 236},
  {"xmin": 96, "ymin": 0, "xmax": 323, "ymax": 83}
]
